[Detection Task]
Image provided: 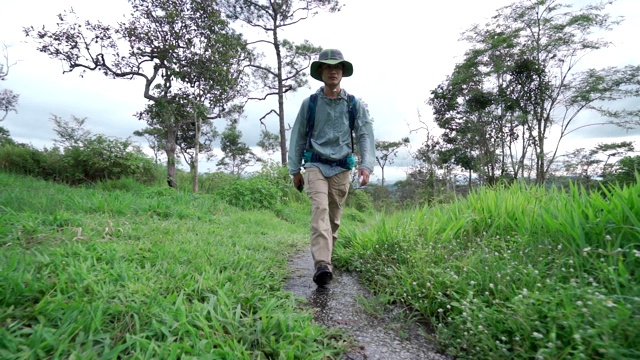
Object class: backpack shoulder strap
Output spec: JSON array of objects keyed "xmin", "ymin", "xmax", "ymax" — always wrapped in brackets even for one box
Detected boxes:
[
  {"xmin": 305, "ymin": 94, "xmax": 318, "ymax": 150},
  {"xmin": 347, "ymin": 94, "xmax": 357, "ymax": 130},
  {"xmin": 347, "ymin": 94, "xmax": 358, "ymax": 151}
]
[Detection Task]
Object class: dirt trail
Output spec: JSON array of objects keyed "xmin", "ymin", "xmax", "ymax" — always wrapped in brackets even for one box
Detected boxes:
[{"xmin": 284, "ymin": 251, "xmax": 451, "ymax": 360}]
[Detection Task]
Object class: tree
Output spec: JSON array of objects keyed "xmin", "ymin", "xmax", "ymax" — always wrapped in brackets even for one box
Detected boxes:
[
  {"xmin": 429, "ymin": 40, "xmax": 522, "ymax": 185},
  {"xmin": 603, "ymin": 155, "xmax": 640, "ymax": 186},
  {"xmin": 594, "ymin": 141, "xmax": 635, "ymax": 179},
  {"xmin": 1, "ymin": 44, "xmax": 19, "ymax": 123},
  {"xmin": 430, "ymin": 0, "xmax": 640, "ymax": 185},
  {"xmin": 51, "ymin": 115, "xmax": 92, "ymax": 148},
  {"xmin": 25, "ymin": 0, "xmax": 251, "ymax": 189},
  {"xmin": 257, "ymin": 128, "xmax": 280, "ymax": 156},
  {"xmin": 0, "ymin": 89, "xmax": 19, "ymax": 123},
  {"xmin": 557, "ymin": 141, "xmax": 635, "ymax": 181},
  {"xmin": 133, "ymin": 127, "xmax": 165, "ymax": 164},
  {"xmin": 135, "ymin": 97, "xmax": 228, "ymax": 191},
  {"xmin": 217, "ymin": 116, "xmax": 261, "ymax": 176},
  {"xmin": 174, "ymin": 104, "xmax": 220, "ymax": 180},
  {"xmin": 220, "ymin": 0, "xmax": 341, "ymax": 165},
  {"xmin": 375, "ymin": 137, "xmax": 409, "ymax": 187},
  {"xmin": 557, "ymin": 147, "xmax": 602, "ymax": 182}
]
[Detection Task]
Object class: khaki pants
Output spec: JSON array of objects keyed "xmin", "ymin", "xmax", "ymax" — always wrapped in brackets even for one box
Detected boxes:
[{"xmin": 304, "ymin": 167, "xmax": 351, "ymax": 269}]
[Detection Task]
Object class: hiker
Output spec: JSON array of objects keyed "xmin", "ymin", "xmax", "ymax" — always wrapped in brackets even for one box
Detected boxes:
[{"xmin": 288, "ymin": 49, "xmax": 375, "ymax": 286}]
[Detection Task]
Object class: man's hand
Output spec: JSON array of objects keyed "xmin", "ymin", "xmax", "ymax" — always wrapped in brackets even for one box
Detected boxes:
[
  {"xmin": 358, "ymin": 168, "xmax": 370, "ymax": 187},
  {"xmin": 292, "ymin": 172, "xmax": 304, "ymax": 192}
]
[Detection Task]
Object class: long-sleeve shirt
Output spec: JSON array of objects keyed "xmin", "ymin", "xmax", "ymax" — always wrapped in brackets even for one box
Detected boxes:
[{"xmin": 288, "ymin": 87, "xmax": 375, "ymax": 177}]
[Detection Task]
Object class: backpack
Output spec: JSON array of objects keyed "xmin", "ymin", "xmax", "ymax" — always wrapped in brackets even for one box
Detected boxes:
[{"xmin": 305, "ymin": 93, "xmax": 358, "ymax": 154}]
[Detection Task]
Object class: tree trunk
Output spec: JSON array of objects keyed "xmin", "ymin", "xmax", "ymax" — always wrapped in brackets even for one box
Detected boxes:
[
  {"xmin": 536, "ymin": 128, "xmax": 545, "ymax": 185},
  {"xmin": 166, "ymin": 121, "xmax": 178, "ymax": 189},
  {"xmin": 452, "ymin": 173, "xmax": 456, "ymax": 196},
  {"xmin": 272, "ymin": 23, "xmax": 287, "ymax": 165},
  {"xmin": 193, "ymin": 113, "xmax": 200, "ymax": 193}
]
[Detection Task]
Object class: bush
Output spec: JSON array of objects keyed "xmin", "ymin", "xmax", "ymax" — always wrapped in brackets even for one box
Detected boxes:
[
  {"xmin": 60, "ymin": 135, "xmax": 156, "ymax": 185},
  {"xmin": 215, "ymin": 175, "xmax": 284, "ymax": 211},
  {"xmin": 253, "ymin": 161, "xmax": 291, "ymax": 193},
  {"xmin": 0, "ymin": 136, "xmax": 156, "ymax": 186},
  {"xmin": 363, "ymin": 184, "xmax": 397, "ymax": 212},
  {"xmin": 198, "ymin": 171, "xmax": 237, "ymax": 194},
  {"xmin": 0, "ymin": 142, "xmax": 58, "ymax": 179},
  {"xmin": 346, "ymin": 188, "xmax": 373, "ymax": 213}
]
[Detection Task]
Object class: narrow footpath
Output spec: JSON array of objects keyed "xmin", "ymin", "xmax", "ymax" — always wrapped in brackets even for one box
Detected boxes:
[{"xmin": 284, "ymin": 251, "xmax": 451, "ymax": 360}]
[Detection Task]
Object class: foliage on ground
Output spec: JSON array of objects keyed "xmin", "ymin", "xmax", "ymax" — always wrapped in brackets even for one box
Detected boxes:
[
  {"xmin": 335, "ymin": 180, "xmax": 640, "ymax": 359},
  {"xmin": 0, "ymin": 172, "xmax": 349, "ymax": 359}
]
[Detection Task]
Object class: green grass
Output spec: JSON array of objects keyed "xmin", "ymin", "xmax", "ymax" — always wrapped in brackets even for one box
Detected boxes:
[
  {"xmin": 335, "ymin": 181, "xmax": 640, "ymax": 359},
  {"xmin": 0, "ymin": 172, "xmax": 348, "ymax": 359},
  {"xmin": 6, "ymin": 170, "xmax": 637, "ymax": 359}
]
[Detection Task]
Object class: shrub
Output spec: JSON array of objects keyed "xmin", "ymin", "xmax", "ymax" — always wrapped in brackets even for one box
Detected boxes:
[
  {"xmin": 0, "ymin": 142, "xmax": 55, "ymax": 178},
  {"xmin": 215, "ymin": 176, "xmax": 284, "ymax": 211},
  {"xmin": 363, "ymin": 184, "xmax": 397, "ymax": 212},
  {"xmin": 0, "ymin": 137, "xmax": 156, "ymax": 185},
  {"xmin": 346, "ymin": 188, "xmax": 373, "ymax": 213},
  {"xmin": 198, "ymin": 171, "xmax": 237, "ymax": 194},
  {"xmin": 60, "ymin": 135, "xmax": 156, "ymax": 185}
]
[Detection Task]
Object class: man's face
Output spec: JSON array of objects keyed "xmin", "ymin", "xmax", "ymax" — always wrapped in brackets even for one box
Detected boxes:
[{"xmin": 321, "ymin": 63, "xmax": 343, "ymax": 86}]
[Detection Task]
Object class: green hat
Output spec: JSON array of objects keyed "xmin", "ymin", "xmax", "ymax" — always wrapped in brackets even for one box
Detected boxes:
[{"xmin": 310, "ymin": 49, "xmax": 353, "ymax": 81}]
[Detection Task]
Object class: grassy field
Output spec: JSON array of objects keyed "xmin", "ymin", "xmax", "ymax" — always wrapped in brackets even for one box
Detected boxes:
[
  {"xmin": 335, "ymin": 180, "xmax": 640, "ymax": 359},
  {"xmin": 2, "ymin": 171, "xmax": 639, "ymax": 359},
  {"xmin": 0, "ymin": 172, "xmax": 349, "ymax": 359}
]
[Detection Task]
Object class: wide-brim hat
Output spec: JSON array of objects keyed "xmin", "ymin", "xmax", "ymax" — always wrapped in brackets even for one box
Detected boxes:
[{"xmin": 310, "ymin": 49, "xmax": 353, "ymax": 81}]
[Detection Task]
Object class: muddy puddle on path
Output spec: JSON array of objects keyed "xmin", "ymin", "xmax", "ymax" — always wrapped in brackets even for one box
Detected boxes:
[{"xmin": 284, "ymin": 251, "xmax": 451, "ymax": 360}]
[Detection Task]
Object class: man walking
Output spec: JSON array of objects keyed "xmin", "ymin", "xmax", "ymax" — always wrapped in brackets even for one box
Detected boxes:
[{"xmin": 288, "ymin": 49, "xmax": 375, "ymax": 286}]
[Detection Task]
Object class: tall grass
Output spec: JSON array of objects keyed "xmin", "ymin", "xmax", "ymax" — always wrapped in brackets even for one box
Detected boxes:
[
  {"xmin": 0, "ymin": 173, "xmax": 347, "ymax": 359},
  {"xmin": 335, "ymin": 181, "xmax": 640, "ymax": 359}
]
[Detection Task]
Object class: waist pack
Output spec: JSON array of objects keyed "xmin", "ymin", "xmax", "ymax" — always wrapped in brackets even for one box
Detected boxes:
[{"xmin": 304, "ymin": 150, "xmax": 356, "ymax": 170}]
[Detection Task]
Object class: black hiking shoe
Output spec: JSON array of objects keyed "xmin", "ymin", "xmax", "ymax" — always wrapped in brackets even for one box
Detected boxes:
[{"xmin": 313, "ymin": 263, "xmax": 333, "ymax": 286}]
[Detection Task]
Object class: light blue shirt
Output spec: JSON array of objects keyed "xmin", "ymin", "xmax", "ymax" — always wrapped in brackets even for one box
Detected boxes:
[{"xmin": 288, "ymin": 87, "xmax": 375, "ymax": 177}]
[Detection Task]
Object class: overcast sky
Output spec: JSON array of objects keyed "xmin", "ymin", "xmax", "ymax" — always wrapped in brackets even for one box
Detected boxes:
[{"xmin": 2, "ymin": 0, "xmax": 639, "ymax": 183}]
